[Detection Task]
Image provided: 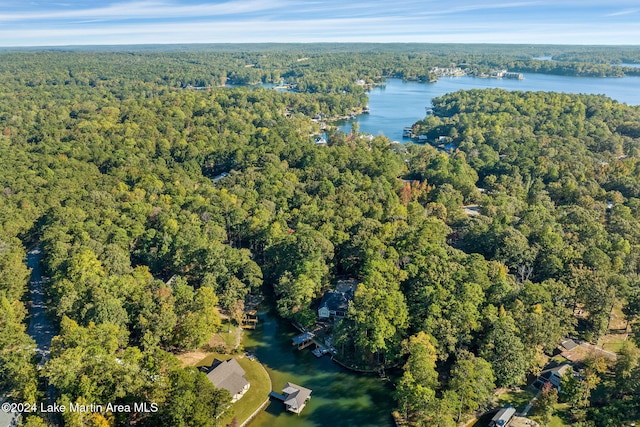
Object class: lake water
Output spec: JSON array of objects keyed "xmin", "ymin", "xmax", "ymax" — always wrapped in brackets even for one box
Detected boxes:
[
  {"xmin": 244, "ymin": 306, "xmax": 395, "ymax": 427},
  {"xmin": 241, "ymin": 72, "xmax": 640, "ymax": 426},
  {"xmin": 342, "ymin": 74, "xmax": 640, "ymax": 141}
]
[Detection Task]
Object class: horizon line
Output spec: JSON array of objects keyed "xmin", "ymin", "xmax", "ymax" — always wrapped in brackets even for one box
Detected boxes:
[{"xmin": 2, "ymin": 41, "xmax": 640, "ymax": 49}]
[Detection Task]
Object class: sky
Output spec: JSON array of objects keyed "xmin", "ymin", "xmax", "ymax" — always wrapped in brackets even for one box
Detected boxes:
[{"xmin": 1, "ymin": 0, "xmax": 639, "ymax": 47}]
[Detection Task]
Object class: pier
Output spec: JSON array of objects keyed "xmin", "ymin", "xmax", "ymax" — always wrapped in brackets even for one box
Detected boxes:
[
  {"xmin": 292, "ymin": 332, "xmax": 315, "ymax": 350},
  {"xmin": 243, "ymin": 310, "xmax": 258, "ymax": 329}
]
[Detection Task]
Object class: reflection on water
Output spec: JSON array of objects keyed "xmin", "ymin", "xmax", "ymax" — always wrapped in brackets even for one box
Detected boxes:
[{"xmin": 244, "ymin": 306, "xmax": 395, "ymax": 427}]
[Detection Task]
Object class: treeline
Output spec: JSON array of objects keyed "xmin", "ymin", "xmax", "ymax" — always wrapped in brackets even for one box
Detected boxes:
[
  {"xmin": 1, "ymin": 50, "xmax": 640, "ymax": 426},
  {"xmin": 4, "ymin": 46, "xmax": 640, "ymax": 100},
  {"xmin": 408, "ymin": 89, "xmax": 640, "ymax": 425}
]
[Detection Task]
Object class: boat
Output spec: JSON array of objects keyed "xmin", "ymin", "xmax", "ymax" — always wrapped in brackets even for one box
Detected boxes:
[{"xmin": 312, "ymin": 345, "xmax": 329, "ymax": 357}]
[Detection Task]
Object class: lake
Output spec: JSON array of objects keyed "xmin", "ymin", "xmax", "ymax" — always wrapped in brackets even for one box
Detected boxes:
[
  {"xmin": 341, "ymin": 74, "xmax": 640, "ymax": 141},
  {"xmin": 241, "ymin": 72, "xmax": 640, "ymax": 427},
  {"xmin": 243, "ymin": 306, "xmax": 395, "ymax": 427}
]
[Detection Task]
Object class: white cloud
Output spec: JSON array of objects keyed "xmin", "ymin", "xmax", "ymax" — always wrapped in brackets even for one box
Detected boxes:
[
  {"xmin": 605, "ymin": 8, "xmax": 639, "ymax": 17},
  {"xmin": 0, "ymin": 0, "xmax": 294, "ymax": 22},
  {"xmin": 1, "ymin": 0, "xmax": 640, "ymax": 46},
  {"xmin": 3, "ymin": 14, "xmax": 640, "ymax": 46}
]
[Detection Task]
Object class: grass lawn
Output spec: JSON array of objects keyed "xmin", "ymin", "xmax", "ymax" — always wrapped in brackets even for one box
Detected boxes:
[
  {"xmin": 210, "ymin": 322, "xmax": 244, "ymax": 351},
  {"xmin": 529, "ymin": 402, "xmax": 571, "ymax": 427},
  {"xmin": 497, "ymin": 389, "xmax": 537, "ymax": 413},
  {"xmin": 195, "ymin": 353, "xmax": 271, "ymax": 427},
  {"xmin": 467, "ymin": 411, "xmax": 494, "ymax": 427},
  {"xmin": 468, "ymin": 389, "xmax": 539, "ymax": 427},
  {"xmin": 600, "ymin": 333, "xmax": 628, "ymax": 353},
  {"xmin": 549, "ymin": 354, "xmax": 569, "ymax": 364}
]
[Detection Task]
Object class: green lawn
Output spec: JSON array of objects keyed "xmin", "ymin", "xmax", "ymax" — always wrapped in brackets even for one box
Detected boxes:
[
  {"xmin": 601, "ymin": 337, "xmax": 627, "ymax": 353},
  {"xmin": 529, "ymin": 402, "xmax": 571, "ymax": 427},
  {"xmin": 210, "ymin": 322, "xmax": 244, "ymax": 351},
  {"xmin": 497, "ymin": 389, "xmax": 537, "ymax": 413},
  {"xmin": 196, "ymin": 353, "xmax": 272, "ymax": 427},
  {"xmin": 549, "ymin": 354, "xmax": 569, "ymax": 364}
]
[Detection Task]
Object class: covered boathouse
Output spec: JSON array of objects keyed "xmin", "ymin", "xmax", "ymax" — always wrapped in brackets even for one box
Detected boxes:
[{"xmin": 269, "ymin": 382, "xmax": 312, "ymax": 414}]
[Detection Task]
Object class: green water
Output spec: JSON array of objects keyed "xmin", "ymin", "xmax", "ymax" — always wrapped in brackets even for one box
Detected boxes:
[{"xmin": 243, "ymin": 307, "xmax": 395, "ymax": 427}]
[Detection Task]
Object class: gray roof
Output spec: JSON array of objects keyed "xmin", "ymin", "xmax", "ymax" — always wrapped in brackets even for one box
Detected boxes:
[
  {"xmin": 283, "ymin": 382, "xmax": 312, "ymax": 411},
  {"xmin": 491, "ymin": 407, "xmax": 516, "ymax": 426},
  {"xmin": 318, "ymin": 279, "xmax": 357, "ymax": 315},
  {"xmin": 319, "ymin": 289, "xmax": 353, "ymax": 312},
  {"xmin": 292, "ymin": 332, "xmax": 314, "ymax": 345},
  {"xmin": 206, "ymin": 359, "xmax": 249, "ymax": 397},
  {"xmin": 540, "ymin": 363, "xmax": 572, "ymax": 377},
  {"xmin": 561, "ymin": 338, "xmax": 578, "ymax": 351}
]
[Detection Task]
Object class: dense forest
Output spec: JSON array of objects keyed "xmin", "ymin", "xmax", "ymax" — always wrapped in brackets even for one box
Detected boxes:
[{"xmin": 1, "ymin": 46, "xmax": 640, "ymax": 427}]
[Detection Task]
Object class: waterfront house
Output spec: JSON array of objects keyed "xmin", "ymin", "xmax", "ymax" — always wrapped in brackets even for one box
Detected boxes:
[
  {"xmin": 317, "ymin": 279, "xmax": 356, "ymax": 320},
  {"xmin": 205, "ymin": 358, "xmax": 250, "ymax": 403}
]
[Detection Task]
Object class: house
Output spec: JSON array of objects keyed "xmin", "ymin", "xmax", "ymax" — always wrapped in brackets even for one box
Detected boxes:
[
  {"xmin": 205, "ymin": 358, "xmax": 250, "ymax": 403},
  {"xmin": 534, "ymin": 363, "xmax": 572, "ymax": 391},
  {"xmin": 490, "ymin": 406, "xmax": 516, "ymax": 427},
  {"xmin": 269, "ymin": 383, "xmax": 312, "ymax": 414},
  {"xmin": 317, "ymin": 279, "xmax": 356, "ymax": 320}
]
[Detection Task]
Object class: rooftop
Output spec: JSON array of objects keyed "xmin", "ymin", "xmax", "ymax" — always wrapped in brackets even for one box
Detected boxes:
[
  {"xmin": 283, "ymin": 382, "xmax": 312, "ymax": 413},
  {"xmin": 292, "ymin": 332, "xmax": 314, "ymax": 346},
  {"xmin": 206, "ymin": 358, "xmax": 249, "ymax": 399}
]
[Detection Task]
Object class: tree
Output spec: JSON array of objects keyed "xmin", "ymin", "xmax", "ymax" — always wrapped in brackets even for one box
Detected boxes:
[
  {"xmin": 395, "ymin": 332, "xmax": 439, "ymax": 421},
  {"xmin": 0, "ymin": 238, "xmax": 31, "ymax": 301},
  {"xmin": 21, "ymin": 416, "xmax": 50, "ymax": 427},
  {"xmin": 535, "ymin": 382, "xmax": 558, "ymax": 427},
  {"xmin": 448, "ymin": 351, "xmax": 495, "ymax": 422},
  {"xmin": 172, "ymin": 281, "xmax": 221, "ymax": 350},
  {"xmin": 0, "ymin": 296, "xmax": 38, "ymax": 402},
  {"xmin": 481, "ymin": 310, "xmax": 529, "ymax": 387},
  {"xmin": 147, "ymin": 366, "xmax": 231, "ymax": 427},
  {"xmin": 612, "ymin": 343, "xmax": 639, "ymax": 397},
  {"xmin": 349, "ymin": 248, "xmax": 408, "ymax": 364},
  {"xmin": 229, "ymin": 299, "xmax": 245, "ymax": 327},
  {"xmin": 571, "ymin": 267, "xmax": 615, "ymax": 340}
]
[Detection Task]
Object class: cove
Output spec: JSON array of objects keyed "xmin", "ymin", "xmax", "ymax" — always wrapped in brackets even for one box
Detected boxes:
[
  {"xmin": 342, "ymin": 74, "xmax": 640, "ymax": 141},
  {"xmin": 243, "ymin": 305, "xmax": 395, "ymax": 427}
]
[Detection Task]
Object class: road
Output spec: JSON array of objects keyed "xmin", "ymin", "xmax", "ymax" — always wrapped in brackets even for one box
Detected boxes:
[
  {"xmin": 0, "ymin": 247, "xmax": 52, "ymax": 427},
  {"xmin": 26, "ymin": 246, "xmax": 56, "ymax": 365}
]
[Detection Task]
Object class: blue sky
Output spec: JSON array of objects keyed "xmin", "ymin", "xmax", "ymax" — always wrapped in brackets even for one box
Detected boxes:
[{"xmin": 1, "ymin": 0, "xmax": 639, "ymax": 46}]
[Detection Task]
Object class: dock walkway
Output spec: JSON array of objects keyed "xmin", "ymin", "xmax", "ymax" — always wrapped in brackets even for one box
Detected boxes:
[{"xmin": 269, "ymin": 391, "xmax": 286, "ymax": 401}]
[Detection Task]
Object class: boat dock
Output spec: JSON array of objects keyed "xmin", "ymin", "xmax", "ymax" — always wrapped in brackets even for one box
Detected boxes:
[
  {"xmin": 242, "ymin": 310, "xmax": 258, "ymax": 329},
  {"xmin": 269, "ymin": 391, "xmax": 287, "ymax": 401},
  {"xmin": 269, "ymin": 383, "xmax": 313, "ymax": 414},
  {"xmin": 292, "ymin": 332, "xmax": 315, "ymax": 350}
]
